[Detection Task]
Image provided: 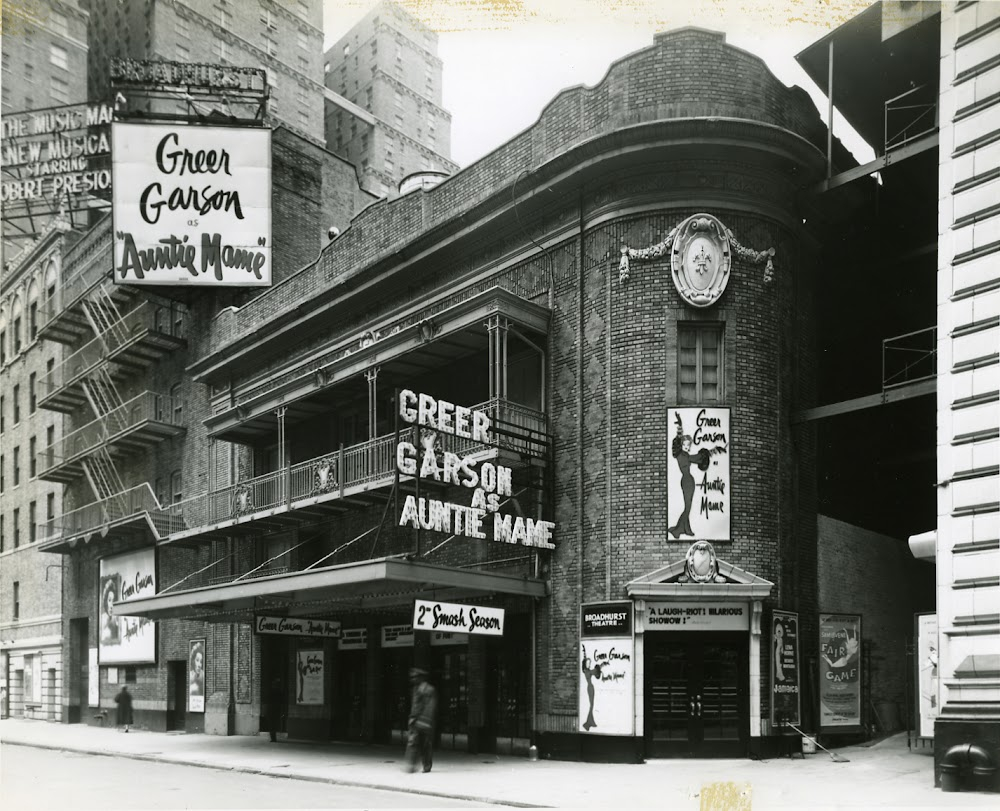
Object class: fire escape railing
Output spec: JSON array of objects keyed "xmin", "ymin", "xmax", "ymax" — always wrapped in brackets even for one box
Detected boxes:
[
  {"xmin": 883, "ymin": 326, "xmax": 937, "ymax": 389},
  {"xmin": 885, "ymin": 83, "xmax": 938, "ymax": 152}
]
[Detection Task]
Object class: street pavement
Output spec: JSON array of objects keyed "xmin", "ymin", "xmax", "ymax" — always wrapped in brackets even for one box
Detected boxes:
[{"xmin": 1, "ymin": 718, "xmax": 996, "ymax": 810}]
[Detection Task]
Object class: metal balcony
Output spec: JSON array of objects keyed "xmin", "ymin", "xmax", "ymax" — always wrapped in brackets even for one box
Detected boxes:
[
  {"xmin": 38, "ymin": 392, "xmax": 186, "ymax": 483},
  {"xmin": 37, "ymin": 483, "xmax": 184, "ymax": 553},
  {"xmin": 158, "ymin": 398, "xmax": 550, "ymax": 544},
  {"xmin": 38, "ymin": 300, "xmax": 187, "ymax": 413},
  {"xmin": 884, "ymin": 83, "xmax": 938, "ymax": 153}
]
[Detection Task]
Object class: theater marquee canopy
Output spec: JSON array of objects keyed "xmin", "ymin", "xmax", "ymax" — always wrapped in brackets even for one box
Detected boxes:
[{"xmin": 115, "ymin": 556, "xmax": 547, "ymax": 624}]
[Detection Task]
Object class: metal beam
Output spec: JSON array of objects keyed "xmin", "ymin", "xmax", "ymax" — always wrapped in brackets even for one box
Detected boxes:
[
  {"xmin": 810, "ymin": 131, "xmax": 939, "ymax": 194},
  {"xmin": 793, "ymin": 377, "xmax": 935, "ymax": 424}
]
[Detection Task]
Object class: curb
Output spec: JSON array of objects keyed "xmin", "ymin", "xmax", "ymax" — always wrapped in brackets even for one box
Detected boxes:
[{"xmin": 3, "ymin": 738, "xmax": 545, "ymax": 808}]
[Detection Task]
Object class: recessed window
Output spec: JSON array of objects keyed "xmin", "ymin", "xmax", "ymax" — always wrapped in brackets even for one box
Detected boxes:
[
  {"xmin": 262, "ymin": 35, "xmax": 277, "ymax": 56},
  {"xmin": 13, "ymin": 385, "xmax": 20, "ymax": 424},
  {"xmin": 12, "ymin": 581, "xmax": 19, "ymax": 619},
  {"xmin": 175, "ymin": 18, "xmax": 191, "ymax": 38},
  {"xmin": 29, "ymin": 373, "xmax": 36, "ymax": 413},
  {"xmin": 678, "ymin": 323, "xmax": 723, "ymax": 403},
  {"xmin": 13, "ymin": 508, "xmax": 20, "ymax": 548},
  {"xmin": 29, "ymin": 437, "xmax": 36, "ymax": 479},
  {"xmin": 171, "ymin": 471, "xmax": 183, "ymax": 504},
  {"xmin": 49, "ymin": 45, "xmax": 68, "ymax": 70},
  {"xmin": 47, "ymin": 492, "xmax": 55, "ymax": 520},
  {"xmin": 13, "ymin": 446, "xmax": 21, "ymax": 486},
  {"xmin": 29, "ymin": 501, "xmax": 36, "ymax": 543},
  {"xmin": 297, "ymin": 31, "xmax": 308, "ymax": 50}
]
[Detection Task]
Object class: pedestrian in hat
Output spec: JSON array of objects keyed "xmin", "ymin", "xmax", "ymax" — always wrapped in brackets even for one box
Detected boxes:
[
  {"xmin": 405, "ymin": 667, "xmax": 437, "ymax": 773},
  {"xmin": 114, "ymin": 685, "xmax": 133, "ymax": 733}
]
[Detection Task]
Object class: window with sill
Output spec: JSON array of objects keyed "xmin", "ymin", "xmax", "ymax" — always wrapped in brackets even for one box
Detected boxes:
[{"xmin": 678, "ymin": 323, "xmax": 723, "ymax": 403}]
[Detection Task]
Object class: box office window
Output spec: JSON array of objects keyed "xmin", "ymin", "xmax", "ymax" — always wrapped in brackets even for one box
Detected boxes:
[{"xmin": 679, "ymin": 323, "xmax": 723, "ymax": 403}]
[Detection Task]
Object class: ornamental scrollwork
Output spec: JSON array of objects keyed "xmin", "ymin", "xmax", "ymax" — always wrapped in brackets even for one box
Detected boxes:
[
  {"xmin": 312, "ymin": 457, "xmax": 338, "ymax": 495},
  {"xmin": 231, "ymin": 482, "xmax": 253, "ymax": 517},
  {"xmin": 619, "ymin": 214, "xmax": 776, "ymax": 295}
]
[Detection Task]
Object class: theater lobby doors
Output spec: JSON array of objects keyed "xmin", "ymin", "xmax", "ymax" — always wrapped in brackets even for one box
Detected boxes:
[{"xmin": 644, "ymin": 631, "xmax": 749, "ymax": 757}]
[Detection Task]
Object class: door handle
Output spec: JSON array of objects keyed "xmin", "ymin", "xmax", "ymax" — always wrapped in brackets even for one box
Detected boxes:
[
  {"xmin": 696, "ymin": 696, "xmax": 702, "ymax": 717},
  {"xmin": 689, "ymin": 697, "xmax": 696, "ymax": 716}
]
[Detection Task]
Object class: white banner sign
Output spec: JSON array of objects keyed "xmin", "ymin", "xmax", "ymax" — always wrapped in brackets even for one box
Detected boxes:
[
  {"xmin": 100, "ymin": 548, "xmax": 157, "ymax": 664},
  {"xmin": 255, "ymin": 615, "xmax": 341, "ymax": 639},
  {"xmin": 579, "ymin": 638, "xmax": 634, "ymax": 735},
  {"xmin": 112, "ymin": 122, "xmax": 271, "ymax": 287},
  {"xmin": 413, "ymin": 599, "xmax": 505, "ymax": 636},
  {"xmin": 295, "ymin": 650, "xmax": 324, "ymax": 705},
  {"xmin": 381, "ymin": 624, "xmax": 414, "ymax": 648},
  {"xmin": 339, "ymin": 628, "xmax": 368, "ymax": 651},
  {"xmin": 667, "ymin": 407, "xmax": 730, "ymax": 541},
  {"xmin": 644, "ymin": 602, "xmax": 748, "ymax": 631}
]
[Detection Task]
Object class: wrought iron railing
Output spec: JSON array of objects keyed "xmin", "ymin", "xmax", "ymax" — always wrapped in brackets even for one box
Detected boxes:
[
  {"xmin": 885, "ymin": 83, "xmax": 937, "ymax": 151},
  {"xmin": 36, "ymin": 399, "xmax": 547, "ymax": 547},
  {"xmin": 38, "ymin": 300, "xmax": 187, "ymax": 398},
  {"xmin": 157, "ymin": 398, "xmax": 548, "ymax": 537},
  {"xmin": 883, "ymin": 326, "xmax": 936, "ymax": 389},
  {"xmin": 36, "ymin": 483, "xmax": 178, "ymax": 545},
  {"xmin": 38, "ymin": 392, "xmax": 183, "ymax": 476}
]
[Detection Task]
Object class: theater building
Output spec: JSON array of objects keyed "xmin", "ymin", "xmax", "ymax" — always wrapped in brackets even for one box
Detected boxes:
[{"xmin": 33, "ymin": 26, "xmax": 935, "ymax": 760}]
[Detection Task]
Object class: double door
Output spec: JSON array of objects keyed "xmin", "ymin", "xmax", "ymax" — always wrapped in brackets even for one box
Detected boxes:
[{"xmin": 645, "ymin": 631, "xmax": 748, "ymax": 757}]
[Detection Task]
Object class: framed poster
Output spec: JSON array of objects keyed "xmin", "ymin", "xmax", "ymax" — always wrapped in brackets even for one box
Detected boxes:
[
  {"xmin": 915, "ymin": 613, "xmax": 939, "ymax": 739},
  {"xmin": 819, "ymin": 613, "xmax": 862, "ymax": 731},
  {"xmin": 88, "ymin": 648, "xmax": 99, "ymax": 707},
  {"xmin": 579, "ymin": 602, "xmax": 635, "ymax": 736},
  {"xmin": 770, "ymin": 610, "xmax": 801, "ymax": 728},
  {"xmin": 666, "ymin": 407, "xmax": 730, "ymax": 541},
  {"xmin": 188, "ymin": 639, "xmax": 205, "ymax": 713},
  {"xmin": 295, "ymin": 650, "xmax": 324, "ymax": 705},
  {"xmin": 99, "ymin": 549, "xmax": 157, "ymax": 664}
]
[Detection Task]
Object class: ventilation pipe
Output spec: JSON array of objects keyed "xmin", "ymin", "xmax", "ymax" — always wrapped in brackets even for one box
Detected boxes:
[{"xmin": 940, "ymin": 743, "xmax": 996, "ymax": 792}]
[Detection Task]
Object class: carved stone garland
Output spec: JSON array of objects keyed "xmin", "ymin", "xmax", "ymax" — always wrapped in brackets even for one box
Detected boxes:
[{"xmin": 618, "ymin": 214, "xmax": 776, "ymax": 294}]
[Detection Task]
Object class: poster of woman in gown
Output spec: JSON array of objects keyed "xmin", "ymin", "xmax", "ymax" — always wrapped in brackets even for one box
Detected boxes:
[{"xmin": 667, "ymin": 408, "xmax": 730, "ymax": 541}]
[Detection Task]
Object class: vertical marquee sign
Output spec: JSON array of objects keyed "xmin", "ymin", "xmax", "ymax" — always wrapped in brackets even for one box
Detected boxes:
[
  {"xmin": 770, "ymin": 610, "xmax": 801, "ymax": 728},
  {"xmin": 819, "ymin": 613, "xmax": 862, "ymax": 731},
  {"xmin": 666, "ymin": 407, "xmax": 730, "ymax": 541},
  {"xmin": 579, "ymin": 602, "xmax": 634, "ymax": 736},
  {"xmin": 111, "ymin": 122, "xmax": 272, "ymax": 287}
]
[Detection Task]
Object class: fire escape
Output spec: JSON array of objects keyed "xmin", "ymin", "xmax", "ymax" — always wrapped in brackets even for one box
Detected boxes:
[{"xmin": 36, "ymin": 218, "xmax": 187, "ymax": 548}]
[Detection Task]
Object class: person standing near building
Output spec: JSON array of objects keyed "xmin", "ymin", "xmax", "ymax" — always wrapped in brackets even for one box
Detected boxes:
[
  {"xmin": 266, "ymin": 677, "xmax": 283, "ymax": 743},
  {"xmin": 114, "ymin": 685, "xmax": 133, "ymax": 733},
  {"xmin": 405, "ymin": 667, "xmax": 437, "ymax": 773}
]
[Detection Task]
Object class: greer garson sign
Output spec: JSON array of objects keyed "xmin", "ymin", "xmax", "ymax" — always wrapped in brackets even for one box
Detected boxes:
[
  {"xmin": 395, "ymin": 390, "xmax": 555, "ymax": 549},
  {"xmin": 112, "ymin": 122, "xmax": 271, "ymax": 286}
]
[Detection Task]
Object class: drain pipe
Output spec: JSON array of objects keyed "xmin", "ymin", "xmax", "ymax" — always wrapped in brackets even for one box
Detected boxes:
[{"xmin": 940, "ymin": 743, "xmax": 997, "ymax": 792}]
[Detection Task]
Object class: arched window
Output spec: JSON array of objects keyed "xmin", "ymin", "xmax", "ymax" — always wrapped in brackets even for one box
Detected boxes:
[
  {"xmin": 44, "ymin": 258, "xmax": 59, "ymax": 304},
  {"xmin": 27, "ymin": 278, "xmax": 41, "ymax": 342}
]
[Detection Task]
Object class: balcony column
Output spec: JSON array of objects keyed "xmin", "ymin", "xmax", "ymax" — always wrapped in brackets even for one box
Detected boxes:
[
  {"xmin": 486, "ymin": 315, "xmax": 510, "ymax": 401},
  {"xmin": 366, "ymin": 367, "xmax": 380, "ymax": 440},
  {"xmin": 276, "ymin": 406, "xmax": 287, "ymax": 505}
]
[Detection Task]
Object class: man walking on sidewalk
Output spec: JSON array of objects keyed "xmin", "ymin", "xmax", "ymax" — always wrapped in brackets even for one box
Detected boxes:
[{"xmin": 405, "ymin": 667, "xmax": 437, "ymax": 773}]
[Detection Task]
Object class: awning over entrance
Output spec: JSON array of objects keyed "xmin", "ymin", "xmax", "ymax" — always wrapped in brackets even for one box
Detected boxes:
[{"xmin": 115, "ymin": 556, "xmax": 548, "ymax": 623}]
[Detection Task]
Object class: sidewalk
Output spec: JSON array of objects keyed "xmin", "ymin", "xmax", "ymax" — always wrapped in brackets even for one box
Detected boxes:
[{"xmin": 0, "ymin": 718, "xmax": 994, "ymax": 809}]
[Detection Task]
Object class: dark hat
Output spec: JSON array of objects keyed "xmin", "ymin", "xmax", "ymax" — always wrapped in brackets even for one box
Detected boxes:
[{"xmin": 409, "ymin": 667, "xmax": 427, "ymax": 678}]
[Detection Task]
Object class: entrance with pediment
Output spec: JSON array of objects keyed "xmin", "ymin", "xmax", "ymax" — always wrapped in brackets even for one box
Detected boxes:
[
  {"xmin": 644, "ymin": 630, "xmax": 748, "ymax": 757},
  {"xmin": 627, "ymin": 541, "xmax": 774, "ymax": 759}
]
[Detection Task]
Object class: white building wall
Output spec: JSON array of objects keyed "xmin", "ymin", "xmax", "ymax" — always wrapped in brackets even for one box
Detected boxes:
[{"xmin": 936, "ymin": 0, "xmax": 1000, "ymax": 719}]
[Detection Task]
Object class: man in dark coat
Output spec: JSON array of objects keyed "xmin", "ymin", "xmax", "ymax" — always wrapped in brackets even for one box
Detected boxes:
[
  {"xmin": 114, "ymin": 685, "xmax": 133, "ymax": 732},
  {"xmin": 405, "ymin": 667, "xmax": 437, "ymax": 773},
  {"xmin": 266, "ymin": 677, "xmax": 283, "ymax": 742}
]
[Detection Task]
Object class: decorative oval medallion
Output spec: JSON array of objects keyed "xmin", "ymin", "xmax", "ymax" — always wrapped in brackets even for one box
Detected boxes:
[
  {"xmin": 681, "ymin": 540, "xmax": 726, "ymax": 583},
  {"xmin": 670, "ymin": 213, "xmax": 732, "ymax": 307}
]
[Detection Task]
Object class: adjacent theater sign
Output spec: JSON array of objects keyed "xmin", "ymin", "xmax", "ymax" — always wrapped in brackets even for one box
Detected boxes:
[
  {"xmin": 111, "ymin": 122, "xmax": 271, "ymax": 286},
  {"xmin": 1, "ymin": 102, "xmax": 113, "ymax": 221},
  {"xmin": 413, "ymin": 599, "xmax": 504, "ymax": 636},
  {"xmin": 819, "ymin": 613, "xmax": 862, "ymax": 731},
  {"xmin": 770, "ymin": 610, "xmax": 801, "ymax": 728},
  {"xmin": 395, "ymin": 390, "xmax": 556, "ymax": 549},
  {"xmin": 100, "ymin": 548, "xmax": 157, "ymax": 664},
  {"xmin": 667, "ymin": 407, "xmax": 730, "ymax": 542},
  {"xmin": 579, "ymin": 602, "xmax": 634, "ymax": 736}
]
